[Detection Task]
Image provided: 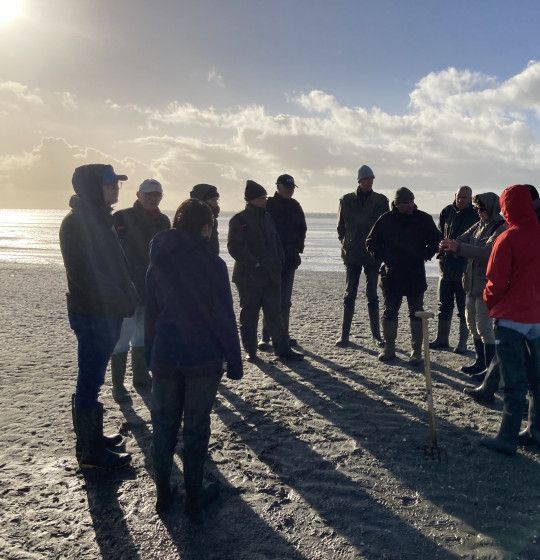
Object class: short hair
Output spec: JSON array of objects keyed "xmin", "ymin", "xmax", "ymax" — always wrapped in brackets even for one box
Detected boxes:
[
  {"xmin": 525, "ymin": 184, "xmax": 539, "ymax": 201},
  {"xmin": 172, "ymin": 199, "xmax": 214, "ymax": 233}
]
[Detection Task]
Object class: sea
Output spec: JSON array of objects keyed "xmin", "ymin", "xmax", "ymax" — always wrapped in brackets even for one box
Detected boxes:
[{"xmin": 0, "ymin": 209, "xmax": 439, "ymax": 276}]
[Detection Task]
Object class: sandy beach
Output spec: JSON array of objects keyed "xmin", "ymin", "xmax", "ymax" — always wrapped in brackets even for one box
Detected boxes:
[{"xmin": 1, "ymin": 262, "xmax": 540, "ymax": 560}]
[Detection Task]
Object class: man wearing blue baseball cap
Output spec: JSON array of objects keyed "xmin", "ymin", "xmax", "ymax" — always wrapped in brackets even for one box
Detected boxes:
[{"xmin": 60, "ymin": 164, "xmax": 137, "ymax": 470}]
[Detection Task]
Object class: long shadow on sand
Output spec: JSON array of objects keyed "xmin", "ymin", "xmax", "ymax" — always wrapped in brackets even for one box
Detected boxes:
[
  {"xmin": 217, "ymin": 383, "xmax": 461, "ymax": 560},
  {"xmin": 118, "ymin": 389, "xmax": 310, "ymax": 560},
  {"xmin": 262, "ymin": 353, "xmax": 540, "ymax": 558}
]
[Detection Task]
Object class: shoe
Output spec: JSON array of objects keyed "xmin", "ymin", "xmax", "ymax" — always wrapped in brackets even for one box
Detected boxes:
[
  {"xmin": 429, "ymin": 318, "xmax": 451, "ymax": 350},
  {"xmin": 185, "ymin": 481, "xmax": 220, "ymax": 524},
  {"xmin": 335, "ymin": 338, "xmax": 350, "ymax": 348},
  {"xmin": 461, "ymin": 338, "xmax": 486, "ymax": 374},
  {"xmin": 156, "ymin": 483, "xmax": 178, "ymax": 514},
  {"xmin": 463, "ymin": 385, "xmax": 495, "ymax": 406},
  {"xmin": 257, "ymin": 340, "xmax": 272, "ymax": 352},
  {"xmin": 245, "ymin": 353, "xmax": 259, "ymax": 363},
  {"xmin": 112, "ymin": 385, "xmax": 131, "ymax": 403},
  {"xmin": 277, "ymin": 348, "xmax": 304, "ymax": 361}
]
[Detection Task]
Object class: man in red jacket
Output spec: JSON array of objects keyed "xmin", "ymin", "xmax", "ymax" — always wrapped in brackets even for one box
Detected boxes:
[{"xmin": 480, "ymin": 184, "xmax": 540, "ymax": 455}]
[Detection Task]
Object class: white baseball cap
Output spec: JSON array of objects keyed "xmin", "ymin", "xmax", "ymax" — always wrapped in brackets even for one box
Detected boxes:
[{"xmin": 138, "ymin": 178, "xmax": 163, "ymax": 194}]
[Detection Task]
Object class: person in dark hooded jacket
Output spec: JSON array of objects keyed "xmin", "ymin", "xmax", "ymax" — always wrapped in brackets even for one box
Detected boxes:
[
  {"xmin": 146, "ymin": 198, "xmax": 243, "ymax": 519},
  {"xmin": 479, "ymin": 185, "xmax": 540, "ymax": 455},
  {"xmin": 190, "ymin": 183, "xmax": 221, "ymax": 254},
  {"xmin": 366, "ymin": 187, "xmax": 441, "ymax": 364},
  {"xmin": 59, "ymin": 164, "xmax": 136, "ymax": 469}
]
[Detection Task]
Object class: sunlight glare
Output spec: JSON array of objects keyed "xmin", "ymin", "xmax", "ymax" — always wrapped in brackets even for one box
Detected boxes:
[{"xmin": 0, "ymin": 0, "xmax": 23, "ymax": 24}]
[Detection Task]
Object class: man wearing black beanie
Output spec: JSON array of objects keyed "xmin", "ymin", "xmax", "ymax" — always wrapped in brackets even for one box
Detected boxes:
[
  {"xmin": 190, "ymin": 183, "xmax": 221, "ymax": 254},
  {"xmin": 227, "ymin": 180, "xmax": 303, "ymax": 362}
]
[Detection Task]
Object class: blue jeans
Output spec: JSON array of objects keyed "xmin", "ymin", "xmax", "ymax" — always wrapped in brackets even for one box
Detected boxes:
[
  {"xmin": 151, "ymin": 361, "xmax": 223, "ymax": 496},
  {"xmin": 69, "ymin": 312, "xmax": 123, "ymax": 408}
]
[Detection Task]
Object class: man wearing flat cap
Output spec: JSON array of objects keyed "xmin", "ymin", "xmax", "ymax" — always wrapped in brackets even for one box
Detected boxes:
[
  {"xmin": 190, "ymin": 183, "xmax": 220, "ymax": 254},
  {"xmin": 259, "ymin": 174, "xmax": 307, "ymax": 350},
  {"xmin": 366, "ymin": 187, "xmax": 441, "ymax": 364},
  {"xmin": 336, "ymin": 165, "xmax": 389, "ymax": 347},
  {"xmin": 60, "ymin": 164, "xmax": 136, "ymax": 469},
  {"xmin": 109, "ymin": 178, "xmax": 171, "ymax": 401},
  {"xmin": 228, "ymin": 180, "xmax": 303, "ymax": 362}
]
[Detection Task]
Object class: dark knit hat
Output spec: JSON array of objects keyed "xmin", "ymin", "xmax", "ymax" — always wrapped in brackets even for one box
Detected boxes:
[
  {"xmin": 190, "ymin": 183, "xmax": 219, "ymax": 201},
  {"xmin": 394, "ymin": 187, "xmax": 415, "ymax": 203},
  {"xmin": 244, "ymin": 180, "xmax": 267, "ymax": 201}
]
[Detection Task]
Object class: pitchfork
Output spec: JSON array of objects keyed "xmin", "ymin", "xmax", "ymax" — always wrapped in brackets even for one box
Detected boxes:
[{"xmin": 415, "ymin": 310, "xmax": 448, "ymax": 462}]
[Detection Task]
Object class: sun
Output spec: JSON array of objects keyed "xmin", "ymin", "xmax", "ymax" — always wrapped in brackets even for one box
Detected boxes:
[{"xmin": 0, "ymin": 0, "xmax": 23, "ymax": 24}]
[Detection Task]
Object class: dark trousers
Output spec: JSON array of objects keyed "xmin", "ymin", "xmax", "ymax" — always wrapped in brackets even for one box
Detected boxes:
[
  {"xmin": 382, "ymin": 292, "xmax": 424, "ymax": 322},
  {"xmin": 262, "ymin": 266, "xmax": 296, "ymax": 342},
  {"xmin": 151, "ymin": 361, "xmax": 222, "ymax": 496},
  {"xmin": 343, "ymin": 264, "xmax": 379, "ymax": 311},
  {"xmin": 495, "ymin": 325, "xmax": 540, "ymax": 437},
  {"xmin": 68, "ymin": 311, "xmax": 123, "ymax": 409},
  {"xmin": 236, "ymin": 279, "xmax": 288, "ymax": 354},
  {"xmin": 437, "ymin": 278, "xmax": 466, "ymax": 321}
]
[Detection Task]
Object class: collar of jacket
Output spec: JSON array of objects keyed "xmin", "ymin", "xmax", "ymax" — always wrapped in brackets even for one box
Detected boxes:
[
  {"xmin": 245, "ymin": 203, "xmax": 266, "ymax": 215},
  {"xmin": 355, "ymin": 189, "xmax": 373, "ymax": 199},
  {"xmin": 133, "ymin": 199, "xmax": 162, "ymax": 219}
]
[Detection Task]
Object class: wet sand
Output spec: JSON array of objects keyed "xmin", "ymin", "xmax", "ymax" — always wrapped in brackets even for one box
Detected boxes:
[{"xmin": 1, "ymin": 263, "xmax": 540, "ymax": 560}]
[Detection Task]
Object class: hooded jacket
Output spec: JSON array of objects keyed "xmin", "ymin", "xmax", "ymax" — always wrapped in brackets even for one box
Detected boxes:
[
  {"xmin": 437, "ymin": 200, "xmax": 478, "ymax": 281},
  {"xmin": 59, "ymin": 164, "xmax": 138, "ymax": 317},
  {"xmin": 484, "ymin": 185, "xmax": 540, "ymax": 322},
  {"xmin": 145, "ymin": 228, "xmax": 243, "ymax": 379},
  {"xmin": 113, "ymin": 201, "xmax": 170, "ymax": 300},
  {"xmin": 456, "ymin": 193, "xmax": 506, "ymax": 297},
  {"xmin": 366, "ymin": 205, "xmax": 441, "ymax": 296}
]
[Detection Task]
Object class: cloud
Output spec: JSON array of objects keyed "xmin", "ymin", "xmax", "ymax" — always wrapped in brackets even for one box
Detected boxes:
[
  {"xmin": 207, "ymin": 67, "xmax": 225, "ymax": 88},
  {"xmin": 3, "ymin": 62, "xmax": 540, "ymax": 212},
  {"xmin": 0, "ymin": 81, "xmax": 44, "ymax": 105}
]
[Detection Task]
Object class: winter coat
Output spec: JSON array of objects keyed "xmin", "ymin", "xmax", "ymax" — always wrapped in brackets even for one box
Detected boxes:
[
  {"xmin": 266, "ymin": 192, "xmax": 307, "ymax": 270},
  {"xmin": 456, "ymin": 193, "xmax": 506, "ymax": 297},
  {"xmin": 228, "ymin": 204, "xmax": 284, "ymax": 286},
  {"xmin": 484, "ymin": 185, "xmax": 540, "ymax": 323},
  {"xmin": 59, "ymin": 164, "xmax": 139, "ymax": 317},
  {"xmin": 366, "ymin": 206, "xmax": 441, "ymax": 296},
  {"xmin": 337, "ymin": 190, "xmax": 389, "ymax": 267},
  {"xmin": 113, "ymin": 201, "xmax": 170, "ymax": 300},
  {"xmin": 437, "ymin": 202, "xmax": 478, "ymax": 281},
  {"xmin": 145, "ymin": 229, "xmax": 243, "ymax": 379}
]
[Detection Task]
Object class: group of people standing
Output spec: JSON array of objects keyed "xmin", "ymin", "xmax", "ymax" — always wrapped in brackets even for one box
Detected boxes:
[{"xmin": 59, "ymin": 162, "xmax": 540, "ymax": 523}]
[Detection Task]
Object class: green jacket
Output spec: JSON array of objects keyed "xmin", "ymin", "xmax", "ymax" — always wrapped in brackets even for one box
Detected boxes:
[
  {"xmin": 337, "ymin": 190, "xmax": 389, "ymax": 266},
  {"xmin": 227, "ymin": 204, "xmax": 284, "ymax": 286}
]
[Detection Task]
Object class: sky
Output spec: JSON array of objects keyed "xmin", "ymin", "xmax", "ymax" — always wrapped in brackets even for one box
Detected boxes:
[{"xmin": 1, "ymin": 0, "xmax": 540, "ymax": 213}]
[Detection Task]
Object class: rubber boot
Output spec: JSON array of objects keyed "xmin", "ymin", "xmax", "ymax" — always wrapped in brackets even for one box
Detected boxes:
[
  {"xmin": 453, "ymin": 319, "xmax": 469, "ymax": 354},
  {"xmin": 429, "ymin": 318, "xmax": 451, "ymax": 350},
  {"xmin": 336, "ymin": 307, "xmax": 354, "ymax": 347},
  {"xmin": 368, "ymin": 304, "xmax": 384, "ymax": 348},
  {"xmin": 283, "ymin": 306, "xmax": 297, "ymax": 347},
  {"xmin": 479, "ymin": 409, "xmax": 522, "ymax": 456},
  {"xmin": 185, "ymin": 481, "xmax": 221, "ymax": 524},
  {"xmin": 461, "ymin": 338, "xmax": 485, "ymax": 374},
  {"xmin": 132, "ymin": 346, "xmax": 152, "ymax": 388},
  {"xmin": 110, "ymin": 352, "xmax": 130, "ymax": 403},
  {"xmin": 71, "ymin": 395, "xmax": 124, "ymax": 459},
  {"xmin": 259, "ymin": 317, "xmax": 272, "ymax": 351},
  {"xmin": 464, "ymin": 355, "xmax": 500, "ymax": 405},
  {"xmin": 409, "ymin": 320, "xmax": 423, "ymax": 365},
  {"xmin": 378, "ymin": 320, "xmax": 398, "ymax": 362},
  {"xmin": 518, "ymin": 341, "xmax": 540, "ymax": 446},
  {"xmin": 76, "ymin": 404, "xmax": 131, "ymax": 469}
]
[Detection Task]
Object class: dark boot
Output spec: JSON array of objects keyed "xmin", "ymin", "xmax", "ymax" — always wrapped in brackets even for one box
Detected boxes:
[
  {"xmin": 132, "ymin": 346, "xmax": 152, "ymax": 388},
  {"xmin": 185, "ymin": 481, "xmax": 221, "ymax": 524},
  {"xmin": 518, "ymin": 342, "xmax": 540, "ymax": 446},
  {"xmin": 453, "ymin": 319, "xmax": 469, "ymax": 354},
  {"xmin": 71, "ymin": 395, "xmax": 124, "ymax": 459},
  {"xmin": 483, "ymin": 344, "xmax": 496, "ymax": 374},
  {"xmin": 429, "ymin": 318, "xmax": 451, "ymax": 350},
  {"xmin": 409, "ymin": 320, "xmax": 423, "ymax": 365},
  {"xmin": 110, "ymin": 352, "xmax": 130, "ymax": 402},
  {"xmin": 259, "ymin": 316, "xmax": 272, "ymax": 351},
  {"xmin": 368, "ymin": 304, "xmax": 384, "ymax": 347},
  {"xmin": 461, "ymin": 338, "xmax": 485, "ymax": 374},
  {"xmin": 336, "ymin": 307, "xmax": 354, "ymax": 347},
  {"xmin": 283, "ymin": 306, "xmax": 297, "ymax": 347},
  {"xmin": 378, "ymin": 320, "xmax": 398, "ymax": 362},
  {"xmin": 76, "ymin": 404, "xmax": 131, "ymax": 469},
  {"xmin": 479, "ymin": 407, "xmax": 522, "ymax": 456},
  {"xmin": 276, "ymin": 347, "xmax": 304, "ymax": 361},
  {"xmin": 156, "ymin": 483, "xmax": 178, "ymax": 514}
]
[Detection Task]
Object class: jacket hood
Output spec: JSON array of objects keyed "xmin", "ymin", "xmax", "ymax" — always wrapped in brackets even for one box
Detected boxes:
[
  {"xmin": 500, "ymin": 184, "xmax": 537, "ymax": 228},
  {"xmin": 149, "ymin": 228, "xmax": 207, "ymax": 266},
  {"xmin": 475, "ymin": 192, "xmax": 501, "ymax": 221},
  {"xmin": 72, "ymin": 164, "xmax": 109, "ymax": 207}
]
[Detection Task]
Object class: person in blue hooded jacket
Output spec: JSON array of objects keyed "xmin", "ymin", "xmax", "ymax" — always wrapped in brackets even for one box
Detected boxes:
[{"xmin": 145, "ymin": 198, "xmax": 243, "ymax": 520}]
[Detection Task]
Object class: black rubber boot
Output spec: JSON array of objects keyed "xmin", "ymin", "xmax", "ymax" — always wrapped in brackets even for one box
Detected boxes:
[
  {"xmin": 76, "ymin": 404, "xmax": 131, "ymax": 469},
  {"xmin": 132, "ymin": 346, "xmax": 152, "ymax": 388},
  {"xmin": 336, "ymin": 307, "xmax": 354, "ymax": 347},
  {"xmin": 368, "ymin": 304, "xmax": 384, "ymax": 348},
  {"xmin": 156, "ymin": 482, "xmax": 178, "ymax": 515},
  {"xmin": 480, "ymin": 408, "xmax": 521, "ymax": 456},
  {"xmin": 518, "ymin": 340, "xmax": 540, "ymax": 446},
  {"xmin": 71, "ymin": 395, "xmax": 124, "ymax": 459},
  {"xmin": 276, "ymin": 348, "xmax": 304, "ymax": 361},
  {"xmin": 461, "ymin": 338, "xmax": 486, "ymax": 374},
  {"xmin": 378, "ymin": 320, "xmax": 398, "ymax": 362},
  {"xmin": 453, "ymin": 319, "xmax": 469, "ymax": 354},
  {"xmin": 185, "ymin": 481, "xmax": 220, "ymax": 524},
  {"xmin": 430, "ymin": 318, "xmax": 451, "ymax": 350},
  {"xmin": 409, "ymin": 320, "xmax": 423, "ymax": 365},
  {"xmin": 110, "ymin": 352, "xmax": 130, "ymax": 403}
]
